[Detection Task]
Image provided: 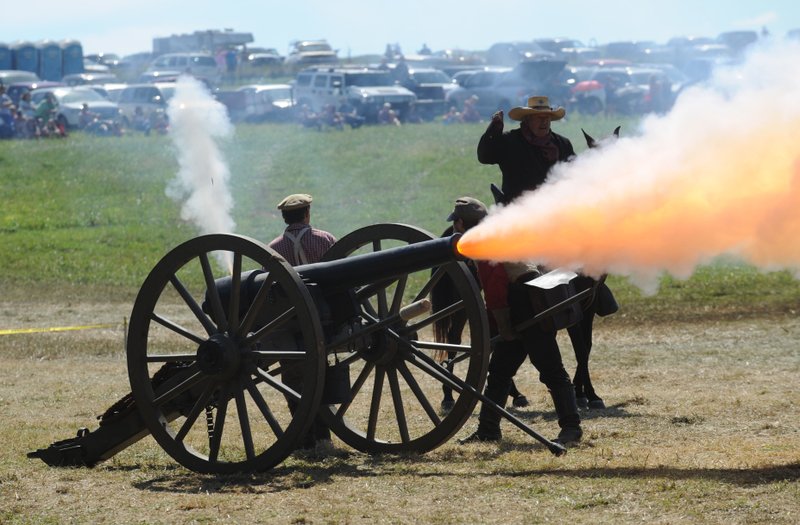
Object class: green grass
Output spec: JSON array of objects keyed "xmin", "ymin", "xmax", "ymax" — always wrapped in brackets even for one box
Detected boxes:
[{"xmin": 2, "ymin": 116, "xmax": 798, "ymax": 318}]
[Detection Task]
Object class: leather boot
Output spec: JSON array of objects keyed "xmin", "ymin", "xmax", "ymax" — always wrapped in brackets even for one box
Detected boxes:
[
  {"xmin": 550, "ymin": 384, "xmax": 583, "ymax": 445},
  {"xmin": 460, "ymin": 378, "xmax": 509, "ymax": 443}
]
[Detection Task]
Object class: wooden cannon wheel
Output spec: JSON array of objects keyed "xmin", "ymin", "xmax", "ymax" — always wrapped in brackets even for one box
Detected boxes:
[
  {"xmin": 126, "ymin": 234, "xmax": 325, "ymax": 474},
  {"xmin": 319, "ymin": 224, "xmax": 490, "ymax": 453}
]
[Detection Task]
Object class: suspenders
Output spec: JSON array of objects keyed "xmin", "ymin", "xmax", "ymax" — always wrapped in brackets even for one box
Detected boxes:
[{"xmin": 283, "ymin": 226, "xmax": 311, "ymax": 265}]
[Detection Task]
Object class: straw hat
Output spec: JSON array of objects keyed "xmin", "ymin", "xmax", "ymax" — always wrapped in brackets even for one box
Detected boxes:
[{"xmin": 508, "ymin": 96, "xmax": 565, "ymax": 121}]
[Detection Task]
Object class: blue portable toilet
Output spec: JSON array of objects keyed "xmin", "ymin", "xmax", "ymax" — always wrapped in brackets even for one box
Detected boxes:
[
  {"xmin": 61, "ymin": 40, "xmax": 84, "ymax": 76},
  {"xmin": 38, "ymin": 40, "xmax": 63, "ymax": 81},
  {"xmin": 12, "ymin": 41, "xmax": 38, "ymax": 73},
  {"xmin": 0, "ymin": 43, "xmax": 11, "ymax": 70}
]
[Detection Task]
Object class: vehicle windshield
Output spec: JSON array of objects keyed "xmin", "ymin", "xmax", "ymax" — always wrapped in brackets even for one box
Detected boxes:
[
  {"xmin": 262, "ymin": 88, "xmax": 292, "ymax": 99},
  {"xmin": 411, "ymin": 71, "xmax": 451, "ymax": 83},
  {"xmin": 344, "ymin": 72, "xmax": 394, "ymax": 87},
  {"xmin": 157, "ymin": 86, "xmax": 176, "ymax": 101},
  {"xmin": 298, "ymin": 43, "xmax": 332, "ymax": 53},
  {"xmin": 57, "ymin": 89, "xmax": 108, "ymax": 103}
]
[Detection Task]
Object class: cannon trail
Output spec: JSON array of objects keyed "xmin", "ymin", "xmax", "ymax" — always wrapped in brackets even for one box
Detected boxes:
[{"xmin": 457, "ymin": 40, "xmax": 800, "ymax": 290}]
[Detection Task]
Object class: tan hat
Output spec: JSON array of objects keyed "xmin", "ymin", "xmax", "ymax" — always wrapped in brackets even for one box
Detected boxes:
[
  {"xmin": 447, "ymin": 197, "xmax": 488, "ymax": 223},
  {"xmin": 277, "ymin": 193, "xmax": 313, "ymax": 211},
  {"xmin": 508, "ymin": 96, "xmax": 565, "ymax": 121}
]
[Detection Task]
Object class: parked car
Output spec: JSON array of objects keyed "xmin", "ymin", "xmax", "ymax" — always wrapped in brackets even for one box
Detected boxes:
[
  {"xmin": 568, "ymin": 66, "xmax": 675, "ymax": 115},
  {"xmin": 5, "ymin": 81, "xmax": 64, "ymax": 105},
  {"xmin": 445, "ymin": 59, "xmax": 567, "ymax": 118},
  {"xmin": 485, "ymin": 41, "xmax": 555, "ymax": 66},
  {"xmin": 29, "ymin": 86, "xmax": 121, "ymax": 129},
  {"xmin": 243, "ymin": 47, "xmax": 284, "ymax": 66},
  {"xmin": 0, "ymin": 70, "xmax": 40, "ymax": 86},
  {"xmin": 285, "ymin": 40, "xmax": 338, "ymax": 67},
  {"xmin": 145, "ymin": 53, "xmax": 221, "ymax": 84},
  {"xmin": 216, "ymin": 84, "xmax": 295, "ymax": 122},
  {"xmin": 62, "ymin": 72, "xmax": 118, "ymax": 86},
  {"xmin": 293, "ymin": 67, "xmax": 416, "ymax": 123},
  {"xmin": 398, "ymin": 68, "xmax": 456, "ymax": 120},
  {"xmin": 116, "ymin": 83, "xmax": 176, "ymax": 124},
  {"xmin": 93, "ymin": 83, "xmax": 128, "ymax": 102}
]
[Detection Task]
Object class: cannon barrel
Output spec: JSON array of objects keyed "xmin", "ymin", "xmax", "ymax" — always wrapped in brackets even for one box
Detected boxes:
[{"xmin": 295, "ymin": 233, "xmax": 462, "ymax": 291}]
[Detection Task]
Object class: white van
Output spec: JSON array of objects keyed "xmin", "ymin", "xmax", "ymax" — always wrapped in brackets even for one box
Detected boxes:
[{"xmin": 145, "ymin": 53, "xmax": 220, "ymax": 85}]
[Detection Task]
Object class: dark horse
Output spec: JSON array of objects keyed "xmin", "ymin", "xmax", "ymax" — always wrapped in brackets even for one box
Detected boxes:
[
  {"xmin": 432, "ymin": 126, "xmax": 620, "ymax": 411},
  {"xmin": 568, "ymin": 126, "xmax": 621, "ymax": 408}
]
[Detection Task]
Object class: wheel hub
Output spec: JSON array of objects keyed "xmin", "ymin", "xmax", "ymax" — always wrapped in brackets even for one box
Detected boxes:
[{"xmin": 196, "ymin": 334, "xmax": 241, "ymax": 378}]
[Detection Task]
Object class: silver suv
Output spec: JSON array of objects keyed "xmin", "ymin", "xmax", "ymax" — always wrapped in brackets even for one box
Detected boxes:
[
  {"xmin": 145, "ymin": 53, "xmax": 221, "ymax": 84},
  {"xmin": 294, "ymin": 67, "xmax": 416, "ymax": 122},
  {"xmin": 116, "ymin": 83, "xmax": 176, "ymax": 124}
]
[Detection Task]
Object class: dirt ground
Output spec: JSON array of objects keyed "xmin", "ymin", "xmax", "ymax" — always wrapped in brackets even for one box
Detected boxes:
[{"xmin": 1, "ymin": 298, "xmax": 798, "ymax": 524}]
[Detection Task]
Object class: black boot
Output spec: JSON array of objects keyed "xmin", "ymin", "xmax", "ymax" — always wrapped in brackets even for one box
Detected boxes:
[
  {"xmin": 550, "ymin": 385, "xmax": 583, "ymax": 445},
  {"xmin": 459, "ymin": 378, "xmax": 508, "ymax": 443}
]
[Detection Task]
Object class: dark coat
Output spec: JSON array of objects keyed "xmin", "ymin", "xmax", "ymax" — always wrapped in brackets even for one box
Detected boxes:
[{"xmin": 477, "ymin": 125, "xmax": 575, "ymax": 203}]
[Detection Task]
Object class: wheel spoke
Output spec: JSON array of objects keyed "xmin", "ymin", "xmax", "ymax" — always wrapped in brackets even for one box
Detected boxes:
[
  {"xmin": 228, "ymin": 253, "xmax": 243, "ymax": 332},
  {"xmin": 146, "ymin": 353, "xmax": 198, "ymax": 363},
  {"xmin": 367, "ymin": 366, "xmax": 386, "ymax": 441},
  {"xmin": 253, "ymin": 367, "xmax": 302, "ymax": 401},
  {"xmin": 208, "ymin": 383, "xmax": 231, "ymax": 462},
  {"xmin": 150, "ymin": 313, "xmax": 206, "ymax": 345},
  {"xmin": 396, "ymin": 359, "xmax": 441, "ymax": 426},
  {"xmin": 413, "ymin": 265, "xmax": 447, "ymax": 302},
  {"xmin": 169, "ymin": 274, "xmax": 218, "ymax": 336},
  {"xmin": 199, "ymin": 252, "xmax": 228, "ymax": 332},
  {"xmin": 390, "ymin": 274, "xmax": 408, "ymax": 315},
  {"xmin": 234, "ymin": 382, "xmax": 255, "ymax": 460},
  {"xmin": 335, "ymin": 361, "xmax": 374, "ymax": 418},
  {"xmin": 386, "ymin": 367, "xmax": 410, "ymax": 443},
  {"xmin": 175, "ymin": 383, "xmax": 217, "ymax": 443},
  {"xmin": 243, "ymin": 306, "xmax": 297, "ymax": 346},
  {"xmin": 403, "ymin": 300, "xmax": 465, "ymax": 334},
  {"xmin": 152, "ymin": 366, "xmax": 207, "ymax": 406},
  {"xmin": 237, "ymin": 273, "xmax": 275, "ymax": 338},
  {"xmin": 244, "ymin": 375, "xmax": 284, "ymax": 437}
]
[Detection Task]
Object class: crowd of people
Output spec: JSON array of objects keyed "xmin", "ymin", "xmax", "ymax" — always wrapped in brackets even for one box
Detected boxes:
[
  {"xmin": 0, "ymin": 83, "xmax": 169, "ymax": 140},
  {"xmin": 0, "ymin": 86, "xmax": 67, "ymax": 139}
]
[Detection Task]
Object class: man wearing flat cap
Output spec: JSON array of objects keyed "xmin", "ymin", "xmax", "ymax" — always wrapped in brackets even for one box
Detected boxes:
[
  {"xmin": 477, "ymin": 96, "xmax": 575, "ymax": 204},
  {"xmin": 269, "ymin": 193, "xmax": 338, "ymax": 452},
  {"xmin": 446, "ymin": 196, "xmax": 583, "ymax": 447},
  {"xmin": 269, "ymin": 193, "xmax": 337, "ymax": 266}
]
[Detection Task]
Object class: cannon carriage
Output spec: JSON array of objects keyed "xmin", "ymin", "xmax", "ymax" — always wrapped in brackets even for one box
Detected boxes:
[{"xmin": 31, "ymin": 223, "xmax": 589, "ymax": 474}]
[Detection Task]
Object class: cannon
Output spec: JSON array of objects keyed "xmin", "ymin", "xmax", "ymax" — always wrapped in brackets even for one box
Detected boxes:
[{"xmin": 30, "ymin": 224, "xmax": 590, "ymax": 474}]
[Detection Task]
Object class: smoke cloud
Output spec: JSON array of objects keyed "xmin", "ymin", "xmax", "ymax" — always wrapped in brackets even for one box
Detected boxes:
[
  {"xmin": 458, "ymin": 39, "xmax": 800, "ymax": 291},
  {"xmin": 165, "ymin": 76, "xmax": 236, "ymax": 269}
]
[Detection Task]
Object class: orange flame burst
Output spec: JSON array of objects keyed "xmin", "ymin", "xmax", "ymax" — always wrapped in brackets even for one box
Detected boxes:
[{"xmin": 458, "ymin": 42, "xmax": 800, "ymax": 287}]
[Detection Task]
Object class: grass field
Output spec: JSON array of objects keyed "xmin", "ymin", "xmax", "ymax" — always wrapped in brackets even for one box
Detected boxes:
[{"xmin": 1, "ymin": 117, "xmax": 798, "ymax": 524}]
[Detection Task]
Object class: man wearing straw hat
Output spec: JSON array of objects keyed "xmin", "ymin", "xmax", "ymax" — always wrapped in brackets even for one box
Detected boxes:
[{"xmin": 477, "ymin": 96, "xmax": 575, "ymax": 204}]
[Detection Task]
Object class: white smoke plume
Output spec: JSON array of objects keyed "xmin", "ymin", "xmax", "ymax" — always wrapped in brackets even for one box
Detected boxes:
[
  {"xmin": 165, "ymin": 76, "xmax": 236, "ymax": 268},
  {"xmin": 458, "ymin": 39, "xmax": 800, "ymax": 292}
]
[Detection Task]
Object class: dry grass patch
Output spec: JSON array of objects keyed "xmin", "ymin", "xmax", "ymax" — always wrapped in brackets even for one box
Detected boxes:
[{"xmin": 1, "ymin": 301, "xmax": 798, "ymax": 524}]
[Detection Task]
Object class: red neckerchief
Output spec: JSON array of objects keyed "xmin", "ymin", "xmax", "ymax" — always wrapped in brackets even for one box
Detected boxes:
[{"xmin": 521, "ymin": 126, "xmax": 558, "ymax": 163}]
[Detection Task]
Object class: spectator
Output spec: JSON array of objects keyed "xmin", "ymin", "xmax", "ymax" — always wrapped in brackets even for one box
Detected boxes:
[
  {"xmin": 320, "ymin": 104, "xmax": 344, "ymax": 130},
  {"xmin": 461, "ymin": 95, "xmax": 482, "ymax": 123},
  {"xmin": 442, "ymin": 106, "xmax": 462, "ymax": 125},
  {"xmin": 298, "ymin": 104, "xmax": 321, "ymax": 130},
  {"xmin": 0, "ymin": 85, "xmax": 17, "ymax": 139},
  {"xmin": 131, "ymin": 106, "xmax": 152, "ymax": 135},
  {"xmin": 378, "ymin": 102, "xmax": 401, "ymax": 126}
]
